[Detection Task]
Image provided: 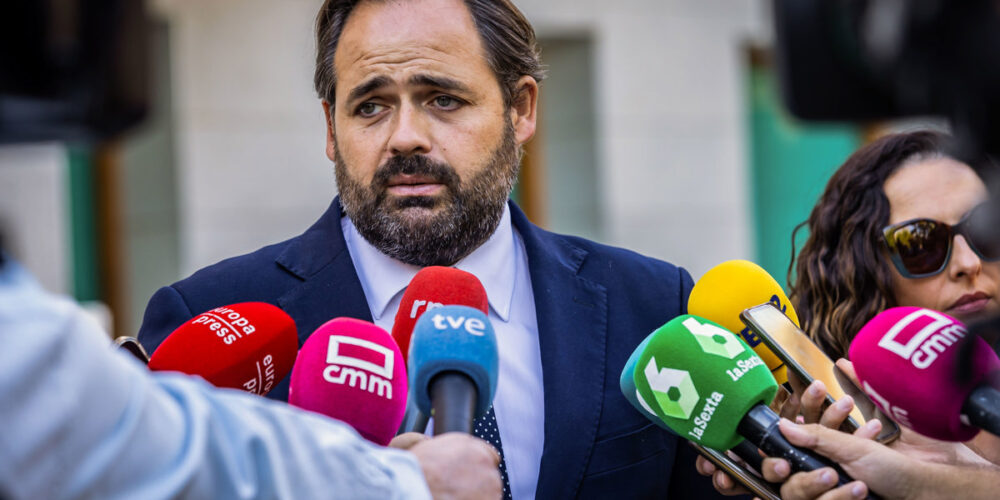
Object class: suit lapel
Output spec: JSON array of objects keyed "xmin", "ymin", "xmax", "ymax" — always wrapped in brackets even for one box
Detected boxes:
[
  {"xmin": 274, "ymin": 197, "xmax": 373, "ymax": 344},
  {"xmin": 511, "ymin": 203, "xmax": 609, "ymax": 499}
]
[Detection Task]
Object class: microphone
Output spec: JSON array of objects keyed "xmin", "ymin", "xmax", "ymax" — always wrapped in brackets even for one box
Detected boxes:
[
  {"xmin": 623, "ymin": 314, "xmax": 858, "ymax": 489},
  {"xmin": 688, "ymin": 260, "xmax": 799, "ymax": 384},
  {"xmin": 392, "ymin": 266, "xmax": 489, "ymax": 366},
  {"xmin": 148, "ymin": 302, "xmax": 298, "ymax": 396},
  {"xmin": 408, "ymin": 305, "xmax": 498, "ymax": 435},
  {"xmin": 288, "ymin": 317, "xmax": 407, "ymax": 446},
  {"xmin": 114, "ymin": 336, "xmax": 150, "ymax": 364},
  {"xmin": 620, "ymin": 333, "xmax": 769, "ymax": 475},
  {"xmin": 851, "ymin": 307, "xmax": 1000, "ymax": 440}
]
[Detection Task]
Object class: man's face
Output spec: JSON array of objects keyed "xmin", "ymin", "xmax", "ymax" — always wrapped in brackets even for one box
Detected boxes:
[{"xmin": 324, "ymin": 0, "xmax": 537, "ymax": 266}]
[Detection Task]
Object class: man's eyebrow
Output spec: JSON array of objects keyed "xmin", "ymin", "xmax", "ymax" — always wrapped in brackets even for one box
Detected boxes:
[
  {"xmin": 408, "ymin": 74, "xmax": 471, "ymax": 93},
  {"xmin": 346, "ymin": 76, "xmax": 392, "ymax": 104}
]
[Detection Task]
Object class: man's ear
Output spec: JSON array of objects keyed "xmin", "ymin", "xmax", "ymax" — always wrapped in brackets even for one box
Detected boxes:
[
  {"xmin": 509, "ymin": 76, "xmax": 539, "ymax": 145},
  {"xmin": 322, "ymin": 99, "xmax": 337, "ymax": 162}
]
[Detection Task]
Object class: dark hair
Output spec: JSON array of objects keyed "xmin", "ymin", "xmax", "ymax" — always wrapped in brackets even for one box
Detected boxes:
[
  {"xmin": 313, "ymin": 0, "xmax": 545, "ymax": 109},
  {"xmin": 788, "ymin": 130, "xmax": 949, "ymax": 359}
]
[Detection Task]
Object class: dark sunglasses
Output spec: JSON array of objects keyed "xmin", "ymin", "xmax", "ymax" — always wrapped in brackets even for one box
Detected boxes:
[{"xmin": 882, "ymin": 203, "xmax": 1000, "ymax": 278}]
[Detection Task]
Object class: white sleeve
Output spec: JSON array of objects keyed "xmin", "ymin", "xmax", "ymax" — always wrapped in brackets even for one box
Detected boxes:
[{"xmin": 0, "ymin": 261, "xmax": 431, "ymax": 500}]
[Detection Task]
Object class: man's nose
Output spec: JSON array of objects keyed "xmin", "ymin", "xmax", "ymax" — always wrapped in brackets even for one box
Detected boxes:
[{"xmin": 387, "ymin": 104, "xmax": 431, "ymax": 157}]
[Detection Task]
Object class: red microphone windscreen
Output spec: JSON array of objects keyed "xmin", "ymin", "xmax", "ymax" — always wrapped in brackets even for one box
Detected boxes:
[
  {"xmin": 850, "ymin": 307, "xmax": 1000, "ymax": 441},
  {"xmin": 391, "ymin": 266, "xmax": 488, "ymax": 365},
  {"xmin": 289, "ymin": 317, "xmax": 407, "ymax": 446},
  {"xmin": 148, "ymin": 302, "xmax": 298, "ymax": 396}
]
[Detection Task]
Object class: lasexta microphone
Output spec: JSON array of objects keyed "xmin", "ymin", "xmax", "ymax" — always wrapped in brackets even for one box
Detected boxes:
[
  {"xmin": 619, "ymin": 332, "xmax": 770, "ymax": 479},
  {"xmin": 392, "ymin": 266, "xmax": 489, "ymax": 366},
  {"xmin": 851, "ymin": 307, "xmax": 1000, "ymax": 440},
  {"xmin": 409, "ymin": 305, "xmax": 498, "ymax": 434},
  {"xmin": 624, "ymin": 314, "xmax": 861, "ymax": 492},
  {"xmin": 288, "ymin": 317, "xmax": 407, "ymax": 446},
  {"xmin": 148, "ymin": 302, "xmax": 298, "ymax": 396},
  {"xmin": 688, "ymin": 260, "xmax": 798, "ymax": 384}
]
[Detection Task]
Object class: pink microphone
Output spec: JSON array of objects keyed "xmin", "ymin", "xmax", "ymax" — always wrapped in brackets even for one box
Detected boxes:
[
  {"xmin": 850, "ymin": 307, "xmax": 1000, "ymax": 441},
  {"xmin": 288, "ymin": 317, "xmax": 407, "ymax": 446}
]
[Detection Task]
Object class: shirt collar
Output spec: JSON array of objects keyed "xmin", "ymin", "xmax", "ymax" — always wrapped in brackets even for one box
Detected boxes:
[{"xmin": 341, "ymin": 204, "xmax": 518, "ymax": 322}]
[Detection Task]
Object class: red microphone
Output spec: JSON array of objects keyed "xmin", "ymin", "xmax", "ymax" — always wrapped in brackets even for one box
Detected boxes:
[
  {"xmin": 289, "ymin": 317, "xmax": 407, "ymax": 445},
  {"xmin": 148, "ymin": 302, "xmax": 298, "ymax": 396},
  {"xmin": 391, "ymin": 266, "xmax": 488, "ymax": 364},
  {"xmin": 851, "ymin": 307, "xmax": 1000, "ymax": 440}
]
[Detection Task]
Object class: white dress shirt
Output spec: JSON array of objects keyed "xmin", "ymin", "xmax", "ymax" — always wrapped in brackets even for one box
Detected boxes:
[{"xmin": 342, "ymin": 204, "xmax": 545, "ymax": 500}]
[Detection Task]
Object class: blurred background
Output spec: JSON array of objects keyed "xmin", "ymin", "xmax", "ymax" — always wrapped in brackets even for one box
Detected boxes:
[{"xmin": 0, "ymin": 0, "xmax": 935, "ymax": 337}]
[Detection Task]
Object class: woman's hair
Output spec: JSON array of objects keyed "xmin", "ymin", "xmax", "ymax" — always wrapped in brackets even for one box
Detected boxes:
[{"xmin": 788, "ymin": 130, "xmax": 948, "ymax": 359}]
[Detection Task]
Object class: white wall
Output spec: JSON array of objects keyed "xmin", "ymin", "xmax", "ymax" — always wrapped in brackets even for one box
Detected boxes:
[
  {"xmin": 158, "ymin": 0, "xmax": 336, "ymax": 276},
  {"xmin": 0, "ymin": 143, "xmax": 71, "ymax": 294},
  {"xmin": 156, "ymin": 0, "xmax": 768, "ymax": 280}
]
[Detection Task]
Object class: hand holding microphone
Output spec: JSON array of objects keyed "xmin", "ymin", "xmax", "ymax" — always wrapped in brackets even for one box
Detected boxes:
[{"xmin": 621, "ymin": 314, "xmax": 872, "ymax": 496}]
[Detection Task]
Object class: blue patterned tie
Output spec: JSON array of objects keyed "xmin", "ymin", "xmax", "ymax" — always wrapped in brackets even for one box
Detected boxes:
[{"xmin": 473, "ymin": 406, "xmax": 512, "ymax": 500}]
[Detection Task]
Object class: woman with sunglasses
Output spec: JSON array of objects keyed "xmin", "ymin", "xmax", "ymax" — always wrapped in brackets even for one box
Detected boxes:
[{"xmin": 792, "ymin": 129, "xmax": 1000, "ymax": 360}]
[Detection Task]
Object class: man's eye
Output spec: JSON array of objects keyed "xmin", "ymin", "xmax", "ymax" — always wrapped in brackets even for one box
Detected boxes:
[
  {"xmin": 433, "ymin": 96, "xmax": 461, "ymax": 110},
  {"xmin": 357, "ymin": 102, "xmax": 383, "ymax": 117}
]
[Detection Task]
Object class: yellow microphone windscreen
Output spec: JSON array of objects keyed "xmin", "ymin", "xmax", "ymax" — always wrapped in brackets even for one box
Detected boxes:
[{"xmin": 688, "ymin": 260, "xmax": 799, "ymax": 384}]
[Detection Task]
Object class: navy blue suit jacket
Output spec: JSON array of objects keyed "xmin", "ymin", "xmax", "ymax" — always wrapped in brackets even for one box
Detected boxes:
[{"xmin": 138, "ymin": 198, "xmax": 726, "ymax": 499}]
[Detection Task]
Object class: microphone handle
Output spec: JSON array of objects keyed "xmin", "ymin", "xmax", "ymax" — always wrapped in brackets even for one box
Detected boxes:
[
  {"xmin": 730, "ymin": 439, "xmax": 764, "ymax": 471},
  {"xmin": 963, "ymin": 385, "xmax": 1000, "ymax": 437},
  {"xmin": 738, "ymin": 404, "xmax": 880, "ymax": 500},
  {"xmin": 430, "ymin": 371, "xmax": 478, "ymax": 435}
]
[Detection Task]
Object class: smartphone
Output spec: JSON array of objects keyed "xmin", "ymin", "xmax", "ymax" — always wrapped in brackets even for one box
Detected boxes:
[
  {"xmin": 114, "ymin": 336, "xmax": 150, "ymax": 365},
  {"xmin": 689, "ymin": 442, "xmax": 781, "ymax": 500},
  {"xmin": 740, "ymin": 304, "xmax": 901, "ymax": 443}
]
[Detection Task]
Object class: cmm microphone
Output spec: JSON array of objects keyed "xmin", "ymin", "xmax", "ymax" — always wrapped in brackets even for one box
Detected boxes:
[
  {"xmin": 688, "ymin": 260, "xmax": 798, "ymax": 384},
  {"xmin": 623, "ymin": 314, "xmax": 861, "ymax": 492},
  {"xmin": 148, "ymin": 302, "xmax": 298, "ymax": 396},
  {"xmin": 288, "ymin": 317, "xmax": 407, "ymax": 446},
  {"xmin": 409, "ymin": 305, "xmax": 498, "ymax": 435},
  {"xmin": 392, "ymin": 266, "xmax": 489, "ymax": 366},
  {"xmin": 851, "ymin": 307, "xmax": 1000, "ymax": 440}
]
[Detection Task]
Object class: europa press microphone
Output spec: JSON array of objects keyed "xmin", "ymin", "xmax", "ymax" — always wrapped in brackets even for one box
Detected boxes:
[
  {"xmin": 851, "ymin": 307, "xmax": 1000, "ymax": 440},
  {"xmin": 288, "ymin": 317, "xmax": 407, "ymax": 446},
  {"xmin": 622, "ymin": 314, "xmax": 867, "ymax": 495},
  {"xmin": 148, "ymin": 302, "xmax": 299, "ymax": 396},
  {"xmin": 688, "ymin": 259, "xmax": 798, "ymax": 385},
  {"xmin": 409, "ymin": 305, "xmax": 498, "ymax": 435}
]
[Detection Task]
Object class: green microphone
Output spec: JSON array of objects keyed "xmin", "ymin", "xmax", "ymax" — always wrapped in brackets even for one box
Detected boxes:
[
  {"xmin": 631, "ymin": 314, "xmax": 776, "ymax": 450},
  {"xmin": 624, "ymin": 315, "xmax": 864, "ymax": 493}
]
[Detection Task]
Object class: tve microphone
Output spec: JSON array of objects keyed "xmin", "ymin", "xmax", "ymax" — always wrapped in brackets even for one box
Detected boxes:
[
  {"xmin": 148, "ymin": 302, "xmax": 298, "ymax": 396},
  {"xmin": 288, "ymin": 317, "xmax": 407, "ymax": 446},
  {"xmin": 392, "ymin": 266, "xmax": 489, "ymax": 366},
  {"xmin": 688, "ymin": 260, "xmax": 799, "ymax": 384},
  {"xmin": 625, "ymin": 314, "xmax": 859, "ymax": 490},
  {"xmin": 409, "ymin": 305, "xmax": 498, "ymax": 434},
  {"xmin": 851, "ymin": 307, "xmax": 1000, "ymax": 440}
]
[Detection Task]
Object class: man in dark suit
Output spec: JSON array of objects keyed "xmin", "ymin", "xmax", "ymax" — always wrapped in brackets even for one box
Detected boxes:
[{"xmin": 138, "ymin": 0, "xmax": 724, "ymax": 498}]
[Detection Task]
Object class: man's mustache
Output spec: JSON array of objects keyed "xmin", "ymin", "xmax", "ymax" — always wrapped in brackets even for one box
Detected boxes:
[{"xmin": 371, "ymin": 155, "xmax": 460, "ymax": 189}]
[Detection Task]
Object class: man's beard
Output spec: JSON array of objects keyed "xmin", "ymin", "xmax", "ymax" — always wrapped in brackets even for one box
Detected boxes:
[{"xmin": 335, "ymin": 123, "xmax": 520, "ymax": 267}]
